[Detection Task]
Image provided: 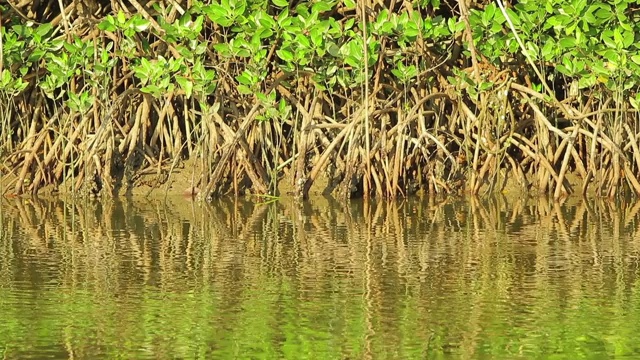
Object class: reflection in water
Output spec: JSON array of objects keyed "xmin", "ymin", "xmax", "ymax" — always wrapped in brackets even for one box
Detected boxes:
[{"xmin": 1, "ymin": 196, "xmax": 640, "ymax": 359}]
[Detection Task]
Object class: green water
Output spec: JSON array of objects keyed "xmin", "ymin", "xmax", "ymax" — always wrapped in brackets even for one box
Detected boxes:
[{"xmin": 1, "ymin": 196, "xmax": 639, "ymax": 359}]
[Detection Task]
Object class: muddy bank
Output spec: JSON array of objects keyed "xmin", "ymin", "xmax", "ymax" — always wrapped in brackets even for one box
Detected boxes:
[
  {"xmin": 0, "ymin": 158, "xmax": 330, "ymax": 199},
  {"xmin": 1, "ymin": 155, "xmax": 601, "ymax": 201}
]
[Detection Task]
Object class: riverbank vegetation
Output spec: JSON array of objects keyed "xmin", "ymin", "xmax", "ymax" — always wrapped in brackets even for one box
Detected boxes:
[{"xmin": 1, "ymin": 0, "xmax": 640, "ymax": 199}]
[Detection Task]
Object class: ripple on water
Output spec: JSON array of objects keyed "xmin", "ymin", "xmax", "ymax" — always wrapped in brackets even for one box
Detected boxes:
[{"xmin": 2, "ymin": 197, "xmax": 640, "ymax": 358}]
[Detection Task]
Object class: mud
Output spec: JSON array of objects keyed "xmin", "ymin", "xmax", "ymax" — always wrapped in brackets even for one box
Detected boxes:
[{"xmin": 0, "ymin": 156, "xmax": 608, "ymax": 201}]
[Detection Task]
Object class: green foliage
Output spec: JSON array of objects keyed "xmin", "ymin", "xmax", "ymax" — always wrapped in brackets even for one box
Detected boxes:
[
  {"xmin": 469, "ymin": 0, "xmax": 640, "ymax": 93},
  {"xmin": 98, "ymin": 11, "xmax": 151, "ymax": 35},
  {"xmin": 391, "ymin": 61, "xmax": 418, "ymax": 85},
  {"xmin": 0, "ymin": 69, "xmax": 27, "ymax": 96},
  {"xmin": 2, "ymin": 0, "xmax": 640, "ymax": 113}
]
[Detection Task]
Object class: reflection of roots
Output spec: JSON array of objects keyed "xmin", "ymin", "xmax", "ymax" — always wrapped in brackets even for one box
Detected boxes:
[{"xmin": 2, "ymin": 195, "xmax": 639, "ymax": 340}]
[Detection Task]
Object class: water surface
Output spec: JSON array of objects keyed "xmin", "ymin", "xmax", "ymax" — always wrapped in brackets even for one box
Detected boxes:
[{"xmin": 1, "ymin": 196, "xmax": 640, "ymax": 359}]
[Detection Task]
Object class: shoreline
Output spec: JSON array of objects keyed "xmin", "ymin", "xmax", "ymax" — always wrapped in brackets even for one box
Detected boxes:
[{"xmin": 0, "ymin": 157, "xmax": 605, "ymax": 201}]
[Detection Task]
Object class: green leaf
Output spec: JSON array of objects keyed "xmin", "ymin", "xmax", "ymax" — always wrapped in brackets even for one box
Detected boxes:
[
  {"xmin": 276, "ymin": 49, "xmax": 294, "ymax": 62},
  {"xmin": 376, "ymin": 9, "xmax": 389, "ymax": 27},
  {"xmin": 237, "ymin": 84, "xmax": 253, "ymax": 94},
  {"xmin": 555, "ymin": 64, "xmax": 569, "ymax": 75},
  {"xmin": 573, "ymin": 59, "xmax": 585, "ymax": 73},
  {"xmin": 479, "ymin": 81, "xmax": 493, "ymax": 91},
  {"xmin": 541, "ymin": 39, "xmax": 555, "ymax": 60},
  {"xmin": 256, "ymin": 91, "xmax": 270, "ymax": 103},
  {"xmin": 391, "ymin": 68, "xmax": 403, "ymax": 80},
  {"xmin": 326, "ymin": 41, "xmax": 340, "ymax": 57},
  {"xmin": 344, "ymin": 18, "xmax": 355, "ymax": 31},
  {"xmin": 255, "ymin": 27, "xmax": 274, "ymax": 39},
  {"xmin": 192, "ymin": 15, "xmax": 205, "ymax": 32},
  {"xmin": 256, "ymin": 11, "xmax": 276, "ymax": 29},
  {"xmin": 168, "ymin": 58, "xmax": 182, "ymax": 72},
  {"xmin": 12, "ymin": 25, "xmax": 31, "ymax": 37},
  {"xmin": 98, "ymin": 16, "xmax": 117, "ymax": 32},
  {"xmin": 613, "ymin": 28, "xmax": 623, "ymax": 48},
  {"xmin": 310, "ymin": 27, "xmax": 322, "ymax": 47},
  {"xmin": 344, "ymin": 0, "xmax": 356, "ymax": 10},
  {"xmin": 485, "ymin": 3, "xmax": 496, "ymax": 20},
  {"xmin": 623, "ymin": 30, "xmax": 634, "ymax": 49},
  {"xmin": 590, "ymin": 61, "xmax": 607, "ymax": 75},
  {"xmin": 558, "ymin": 37, "xmax": 576, "ymax": 49},
  {"xmin": 295, "ymin": 34, "xmax": 311, "ymax": 48},
  {"xmin": 236, "ymin": 71, "xmax": 254, "ymax": 85},
  {"xmin": 204, "ymin": 4, "xmax": 233, "ymax": 26},
  {"xmin": 234, "ymin": 1, "xmax": 246, "ymax": 16},
  {"xmin": 140, "ymin": 85, "xmax": 162, "ymax": 96},
  {"xmin": 602, "ymin": 49, "xmax": 619, "ymax": 63},
  {"xmin": 562, "ymin": 56, "xmax": 574, "ymax": 73},
  {"xmin": 345, "ymin": 55, "xmax": 360, "ymax": 68},
  {"xmin": 203, "ymin": 4, "xmax": 227, "ymax": 19},
  {"xmin": 117, "ymin": 10, "xmax": 127, "ymax": 25},
  {"xmin": 0, "ymin": 69, "xmax": 11, "ymax": 88},
  {"xmin": 623, "ymin": 77, "xmax": 636, "ymax": 91},
  {"xmin": 213, "ymin": 43, "xmax": 231, "ymax": 56},
  {"xmin": 35, "ymin": 23, "xmax": 52, "ymax": 37},
  {"xmin": 176, "ymin": 76, "xmax": 193, "ymax": 98},
  {"xmin": 631, "ymin": 94, "xmax": 640, "ymax": 110},
  {"xmin": 28, "ymin": 49, "xmax": 46, "ymax": 63},
  {"xmin": 619, "ymin": 21, "xmax": 633, "ymax": 32},
  {"xmin": 505, "ymin": 8, "xmax": 520, "ymax": 26},
  {"xmin": 312, "ymin": 1, "xmax": 333, "ymax": 13},
  {"xmin": 601, "ymin": 30, "xmax": 615, "ymax": 48},
  {"xmin": 131, "ymin": 17, "xmax": 150, "ymax": 32},
  {"xmin": 273, "ymin": 0, "xmax": 288, "ymax": 7},
  {"xmin": 595, "ymin": 7, "xmax": 612, "ymax": 20},
  {"xmin": 578, "ymin": 74, "xmax": 596, "ymax": 88},
  {"xmin": 404, "ymin": 20, "xmax": 419, "ymax": 39},
  {"xmin": 277, "ymin": 8, "xmax": 289, "ymax": 27}
]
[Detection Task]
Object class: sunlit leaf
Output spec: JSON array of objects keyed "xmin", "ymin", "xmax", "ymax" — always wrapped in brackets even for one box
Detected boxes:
[{"xmin": 276, "ymin": 49, "xmax": 294, "ymax": 62}]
